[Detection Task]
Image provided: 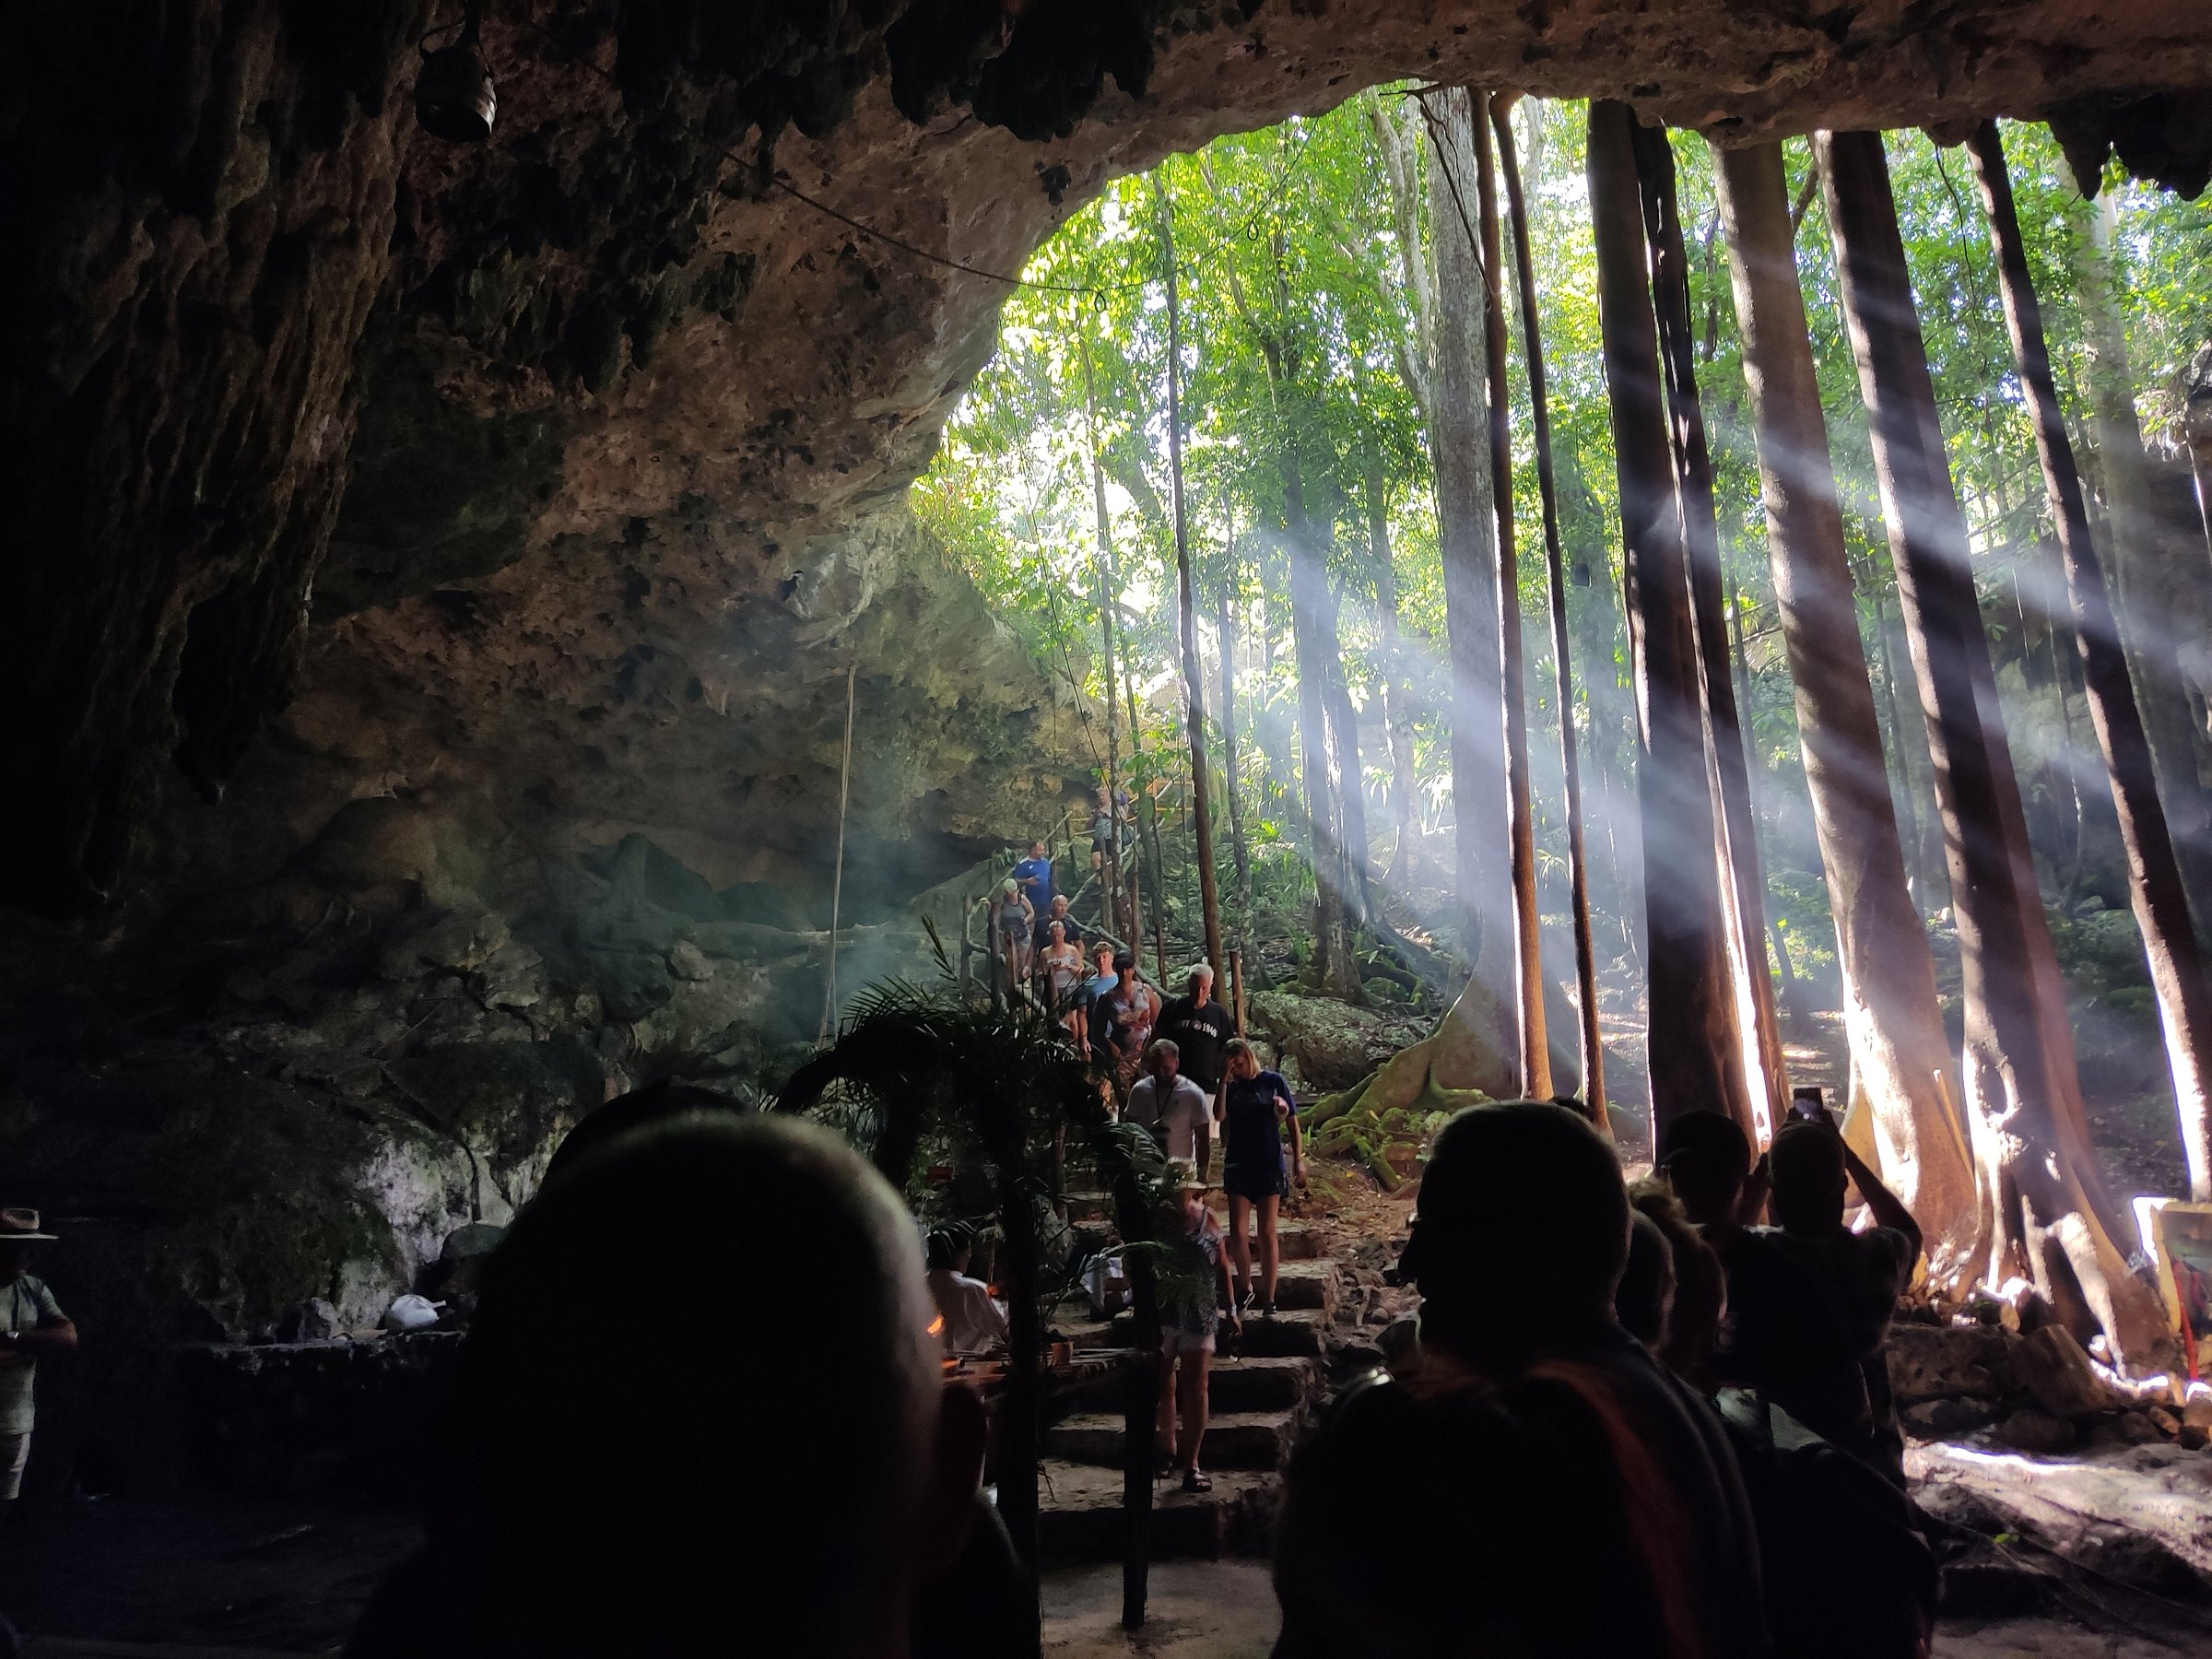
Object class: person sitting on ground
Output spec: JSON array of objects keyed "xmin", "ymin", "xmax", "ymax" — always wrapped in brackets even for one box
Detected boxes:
[
  {"xmin": 1011, "ymin": 840, "xmax": 1053, "ymax": 917},
  {"xmin": 1218, "ymin": 1039, "xmax": 1301, "ymax": 1316},
  {"xmin": 1662, "ymin": 1110, "xmax": 1873, "ymax": 1480},
  {"xmin": 1155, "ymin": 1160, "xmax": 1240, "ymax": 1493},
  {"xmin": 1030, "ymin": 893, "xmax": 1081, "ymax": 960},
  {"xmin": 985, "ymin": 879, "xmax": 1034, "ymax": 993},
  {"xmin": 1156, "ymin": 963, "xmax": 1234, "ymax": 1101},
  {"xmin": 347, "ymin": 1114, "xmax": 990, "ymax": 1659},
  {"xmin": 924, "ymin": 1230, "xmax": 1009, "ymax": 1357},
  {"xmin": 1757, "ymin": 1111, "xmax": 1922, "ymax": 1487},
  {"xmin": 1103, "ymin": 953, "xmax": 1159, "ymax": 1086},
  {"xmin": 1036, "ymin": 921, "xmax": 1088, "ymax": 1054},
  {"xmin": 0, "ymin": 1209, "xmax": 76, "ymax": 1515},
  {"xmin": 1126, "ymin": 1040, "xmax": 1214, "ymax": 1171},
  {"xmin": 1273, "ymin": 1102, "xmax": 1765, "ymax": 1659}
]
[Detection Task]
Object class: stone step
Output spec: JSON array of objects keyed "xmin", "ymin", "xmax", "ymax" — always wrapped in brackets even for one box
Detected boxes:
[
  {"xmin": 1056, "ymin": 1354, "xmax": 1318, "ymax": 1417},
  {"xmin": 1036, "ymin": 1461, "xmax": 1278, "ymax": 1566},
  {"xmin": 1266, "ymin": 1259, "xmax": 1338, "ymax": 1314},
  {"xmin": 1044, "ymin": 1408, "xmax": 1300, "ymax": 1471},
  {"xmin": 1105, "ymin": 1307, "xmax": 1328, "ymax": 1358},
  {"xmin": 1275, "ymin": 1220, "xmax": 1324, "ymax": 1261}
]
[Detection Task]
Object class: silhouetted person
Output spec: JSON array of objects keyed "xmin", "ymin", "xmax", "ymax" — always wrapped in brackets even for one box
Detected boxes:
[
  {"xmin": 1274, "ymin": 1102, "xmax": 1765, "ymax": 1659},
  {"xmin": 1615, "ymin": 1210, "xmax": 1677, "ymax": 1353},
  {"xmin": 350, "ymin": 1114, "xmax": 991, "ymax": 1658},
  {"xmin": 1758, "ymin": 1115, "xmax": 1922, "ymax": 1486},
  {"xmin": 539, "ymin": 1077, "xmax": 742, "ymax": 1186},
  {"xmin": 0, "ymin": 1209, "xmax": 76, "ymax": 1516},
  {"xmin": 1629, "ymin": 1180, "xmax": 1726, "ymax": 1390}
]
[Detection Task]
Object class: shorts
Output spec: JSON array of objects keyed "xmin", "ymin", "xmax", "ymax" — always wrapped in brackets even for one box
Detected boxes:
[
  {"xmin": 0, "ymin": 1433, "xmax": 28, "ymax": 1500},
  {"xmin": 1160, "ymin": 1324, "xmax": 1216, "ymax": 1360},
  {"xmin": 1224, "ymin": 1162, "xmax": 1288, "ymax": 1202}
]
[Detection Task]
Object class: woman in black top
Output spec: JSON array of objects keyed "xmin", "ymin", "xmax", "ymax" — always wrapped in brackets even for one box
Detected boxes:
[{"xmin": 1218, "ymin": 1038, "xmax": 1302, "ymax": 1315}]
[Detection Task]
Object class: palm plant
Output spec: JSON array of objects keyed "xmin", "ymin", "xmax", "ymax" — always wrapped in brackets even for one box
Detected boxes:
[{"xmin": 775, "ymin": 959, "xmax": 1168, "ymax": 1606}]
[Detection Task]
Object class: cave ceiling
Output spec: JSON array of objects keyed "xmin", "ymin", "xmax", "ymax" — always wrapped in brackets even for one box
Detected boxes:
[{"xmin": 4, "ymin": 0, "xmax": 2210, "ymax": 922}]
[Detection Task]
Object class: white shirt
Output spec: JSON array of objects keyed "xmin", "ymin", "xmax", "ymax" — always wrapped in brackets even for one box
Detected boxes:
[
  {"xmin": 1126, "ymin": 1074, "xmax": 1214, "ymax": 1161},
  {"xmin": 926, "ymin": 1268, "xmax": 1009, "ymax": 1355}
]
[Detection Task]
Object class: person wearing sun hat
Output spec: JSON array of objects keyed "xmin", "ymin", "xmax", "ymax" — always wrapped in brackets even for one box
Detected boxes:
[
  {"xmin": 1154, "ymin": 1160, "xmax": 1239, "ymax": 1492},
  {"xmin": 0, "ymin": 1208, "xmax": 76, "ymax": 1510}
]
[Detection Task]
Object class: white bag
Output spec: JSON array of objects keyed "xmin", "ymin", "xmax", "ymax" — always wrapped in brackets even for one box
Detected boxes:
[{"xmin": 382, "ymin": 1293, "xmax": 441, "ymax": 1333}]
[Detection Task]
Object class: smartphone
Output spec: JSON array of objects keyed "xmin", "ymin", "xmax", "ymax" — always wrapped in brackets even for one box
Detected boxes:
[{"xmin": 1790, "ymin": 1086, "xmax": 1828, "ymax": 1124}]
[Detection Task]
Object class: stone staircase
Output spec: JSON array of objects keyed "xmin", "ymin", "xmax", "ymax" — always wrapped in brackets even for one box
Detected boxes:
[{"xmin": 1036, "ymin": 1199, "xmax": 1349, "ymax": 1566}]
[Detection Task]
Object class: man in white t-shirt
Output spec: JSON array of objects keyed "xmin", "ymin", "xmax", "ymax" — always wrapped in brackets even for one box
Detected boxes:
[
  {"xmin": 924, "ymin": 1230, "xmax": 1009, "ymax": 1356},
  {"xmin": 1127, "ymin": 1040, "xmax": 1215, "ymax": 1172}
]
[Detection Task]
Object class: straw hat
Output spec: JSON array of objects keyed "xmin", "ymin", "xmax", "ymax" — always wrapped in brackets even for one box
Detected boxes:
[{"xmin": 0, "ymin": 1209, "xmax": 56, "ymax": 1241}]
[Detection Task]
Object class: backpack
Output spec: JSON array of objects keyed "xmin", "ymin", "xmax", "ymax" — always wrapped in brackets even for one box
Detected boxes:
[{"xmin": 1715, "ymin": 1389, "xmax": 1935, "ymax": 1659}]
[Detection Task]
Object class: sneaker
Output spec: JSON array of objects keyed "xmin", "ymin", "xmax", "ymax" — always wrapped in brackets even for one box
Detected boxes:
[{"xmin": 1260, "ymin": 1300, "xmax": 1277, "ymax": 1318}]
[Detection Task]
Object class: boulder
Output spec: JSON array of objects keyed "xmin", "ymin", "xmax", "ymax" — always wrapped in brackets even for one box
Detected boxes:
[
  {"xmin": 275, "ymin": 1297, "xmax": 341, "ymax": 1343},
  {"xmin": 2014, "ymin": 1324, "xmax": 2125, "ymax": 1418},
  {"xmin": 1990, "ymin": 1409, "xmax": 2077, "ymax": 1454},
  {"xmin": 1887, "ymin": 1322, "xmax": 2018, "ymax": 1403},
  {"xmin": 1902, "ymin": 1396, "xmax": 2006, "ymax": 1440},
  {"xmin": 1246, "ymin": 991, "xmax": 1409, "ymax": 1093}
]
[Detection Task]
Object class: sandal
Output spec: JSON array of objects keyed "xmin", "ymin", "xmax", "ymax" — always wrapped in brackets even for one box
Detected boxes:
[{"xmin": 1182, "ymin": 1469, "xmax": 1212, "ymax": 1493}]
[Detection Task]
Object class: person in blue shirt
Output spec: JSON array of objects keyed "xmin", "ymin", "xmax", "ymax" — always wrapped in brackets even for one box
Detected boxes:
[
  {"xmin": 1218, "ymin": 1039, "xmax": 1302, "ymax": 1315},
  {"xmin": 1010, "ymin": 841, "xmax": 1053, "ymax": 914}
]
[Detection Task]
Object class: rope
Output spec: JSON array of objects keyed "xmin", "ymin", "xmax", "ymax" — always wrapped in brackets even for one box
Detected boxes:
[{"xmin": 819, "ymin": 660, "xmax": 859, "ymax": 1041}]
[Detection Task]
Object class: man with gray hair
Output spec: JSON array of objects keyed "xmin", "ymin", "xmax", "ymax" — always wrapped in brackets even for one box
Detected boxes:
[
  {"xmin": 350, "ymin": 1114, "xmax": 993, "ymax": 1657},
  {"xmin": 1156, "ymin": 961, "xmax": 1233, "ymax": 1102}
]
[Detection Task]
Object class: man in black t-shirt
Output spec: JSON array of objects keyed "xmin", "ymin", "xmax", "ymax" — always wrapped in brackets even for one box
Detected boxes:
[
  {"xmin": 1030, "ymin": 893, "xmax": 1082, "ymax": 957},
  {"xmin": 1156, "ymin": 963, "xmax": 1234, "ymax": 1097}
]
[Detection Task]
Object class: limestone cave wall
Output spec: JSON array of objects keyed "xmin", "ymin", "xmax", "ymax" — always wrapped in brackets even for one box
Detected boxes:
[{"xmin": 2, "ymin": 0, "xmax": 2210, "ymax": 1480}]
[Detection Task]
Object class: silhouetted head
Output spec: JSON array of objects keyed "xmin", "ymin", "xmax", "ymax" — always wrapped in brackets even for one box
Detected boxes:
[
  {"xmin": 1398, "ymin": 1101, "xmax": 1630, "ymax": 1368},
  {"xmin": 1147, "ymin": 1038, "xmax": 1181, "ymax": 1083},
  {"xmin": 1769, "ymin": 1119, "xmax": 1850, "ymax": 1237},
  {"xmin": 1615, "ymin": 1211, "xmax": 1677, "ymax": 1348},
  {"xmin": 1628, "ymin": 1180, "xmax": 1725, "ymax": 1385},
  {"xmin": 925, "ymin": 1227, "xmax": 972, "ymax": 1275},
  {"xmin": 1658, "ymin": 1111, "xmax": 1752, "ymax": 1228},
  {"xmin": 541, "ymin": 1077, "xmax": 742, "ymax": 1187},
  {"xmin": 430, "ymin": 1115, "xmax": 982, "ymax": 1656}
]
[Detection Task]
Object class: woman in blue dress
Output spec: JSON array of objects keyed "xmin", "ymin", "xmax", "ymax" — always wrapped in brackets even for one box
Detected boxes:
[{"xmin": 1217, "ymin": 1038, "xmax": 1303, "ymax": 1315}]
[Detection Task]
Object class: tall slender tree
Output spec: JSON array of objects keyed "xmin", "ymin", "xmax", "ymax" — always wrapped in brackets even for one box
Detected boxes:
[
  {"xmin": 1714, "ymin": 139, "xmax": 1978, "ymax": 1269},
  {"xmin": 1474, "ymin": 92, "xmax": 1550, "ymax": 1098},
  {"xmin": 1968, "ymin": 121, "xmax": 2212, "ymax": 1203},
  {"xmin": 1420, "ymin": 87, "xmax": 1508, "ymax": 970},
  {"xmin": 1633, "ymin": 117, "xmax": 1789, "ymax": 1135},
  {"xmin": 1820, "ymin": 129, "xmax": 2171, "ymax": 1364},
  {"xmin": 1495, "ymin": 95, "xmax": 1605, "ymax": 1127},
  {"xmin": 1365, "ymin": 453, "xmax": 1421, "ymax": 883},
  {"xmin": 1589, "ymin": 99, "xmax": 1752, "ymax": 1138},
  {"xmin": 1154, "ymin": 177, "xmax": 1226, "ymax": 981},
  {"xmin": 1080, "ymin": 334, "xmax": 1129, "ymax": 942}
]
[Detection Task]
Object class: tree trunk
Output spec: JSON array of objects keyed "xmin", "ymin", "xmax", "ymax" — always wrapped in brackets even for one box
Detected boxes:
[
  {"xmin": 1424, "ymin": 86, "xmax": 1508, "ymax": 971},
  {"xmin": 1820, "ymin": 128, "xmax": 2172, "ymax": 1367},
  {"xmin": 1217, "ymin": 578, "xmax": 1253, "ymax": 946},
  {"xmin": 1496, "ymin": 96, "xmax": 1606, "ymax": 1127},
  {"xmin": 2070, "ymin": 197, "xmax": 2212, "ymax": 941},
  {"xmin": 1714, "ymin": 139, "xmax": 1978, "ymax": 1273},
  {"xmin": 1081, "ymin": 337, "xmax": 1130, "ymax": 942},
  {"xmin": 1588, "ymin": 100, "xmax": 1751, "ymax": 1140},
  {"xmin": 1287, "ymin": 467, "xmax": 1361, "ymax": 1002},
  {"xmin": 1321, "ymin": 575, "xmax": 1375, "ymax": 930},
  {"xmin": 1634, "ymin": 115, "xmax": 1788, "ymax": 1139},
  {"xmin": 1367, "ymin": 456, "xmax": 1421, "ymax": 885},
  {"xmin": 1475, "ymin": 93, "xmax": 1552, "ymax": 1099},
  {"xmin": 1156, "ymin": 178, "xmax": 1225, "ymax": 982},
  {"xmin": 1969, "ymin": 122, "xmax": 2212, "ymax": 1204}
]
